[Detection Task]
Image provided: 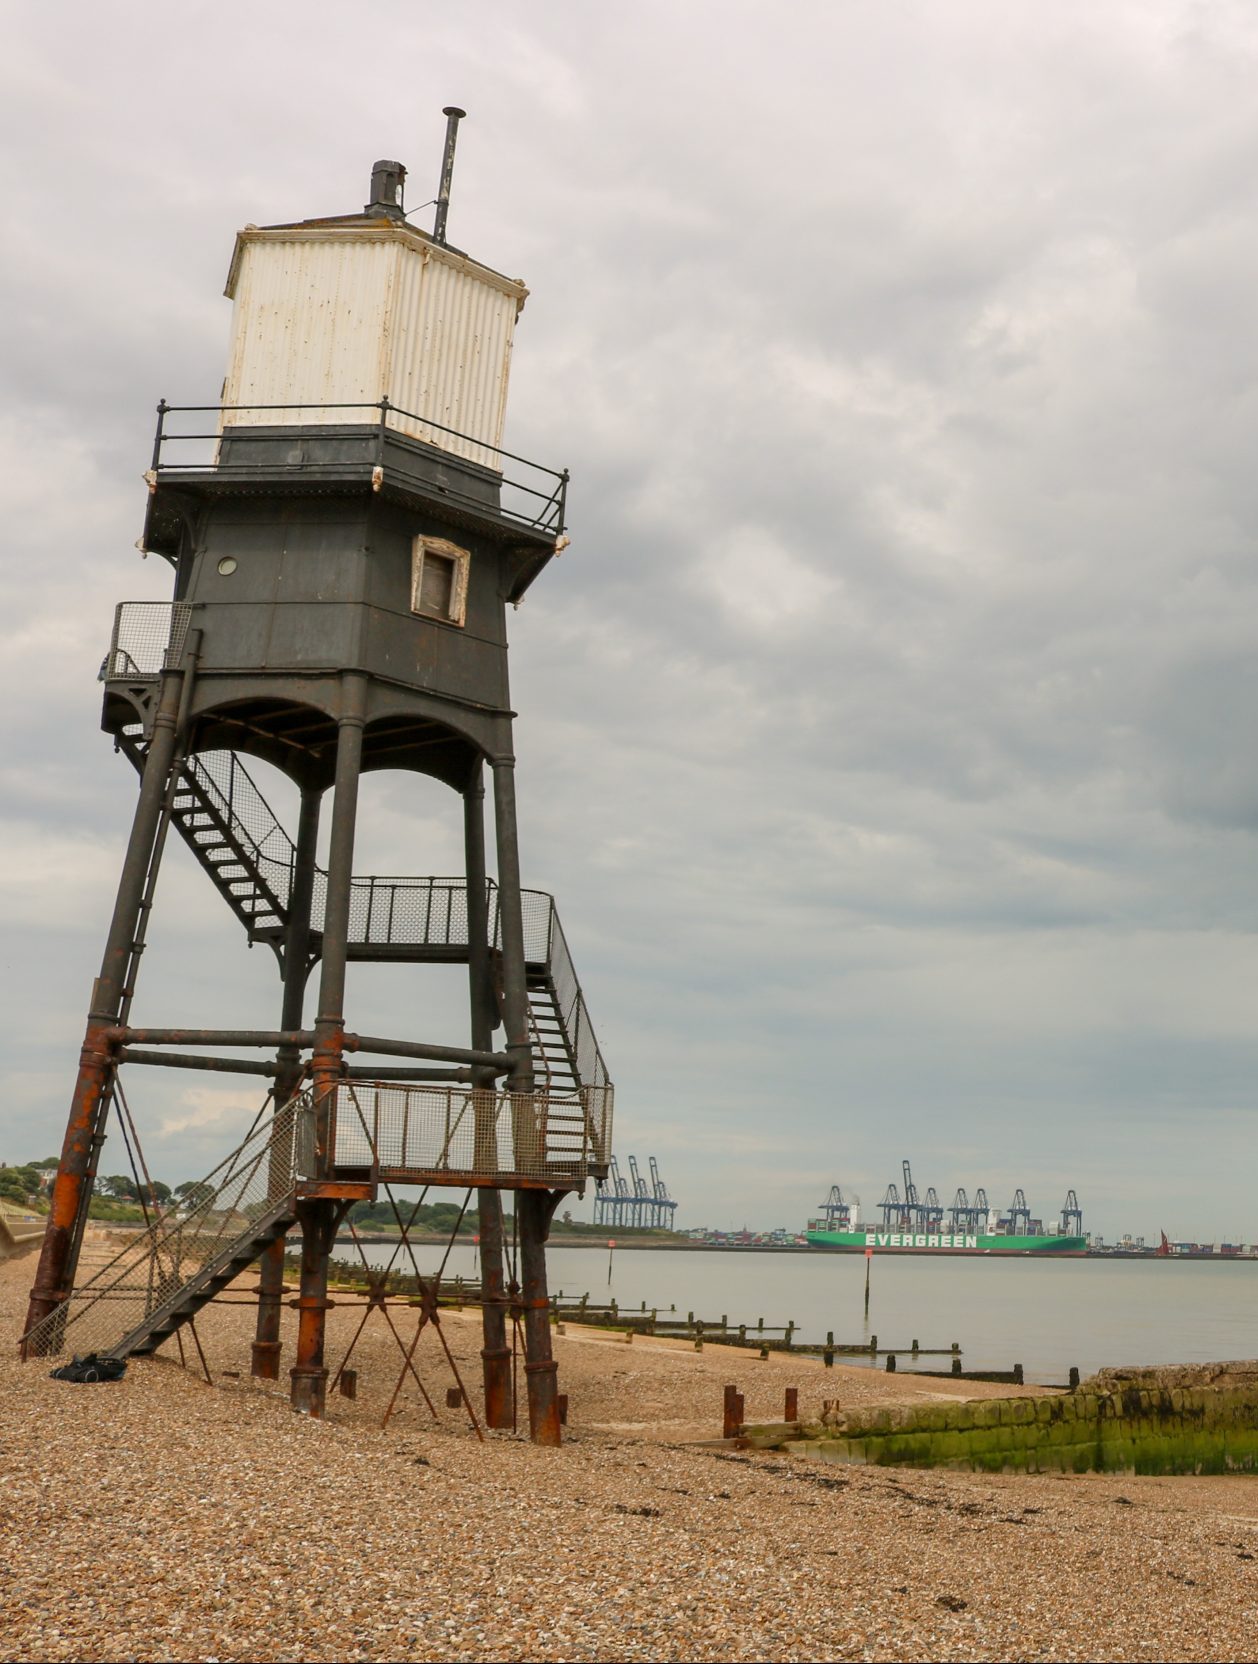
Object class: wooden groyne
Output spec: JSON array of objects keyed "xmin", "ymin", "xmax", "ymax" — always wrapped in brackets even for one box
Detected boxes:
[
  {"xmin": 0, "ymin": 1205, "xmax": 42, "ymax": 1260},
  {"xmin": 735, "ymin": 1363, "xmax": 1258, "ymax": 1475}
]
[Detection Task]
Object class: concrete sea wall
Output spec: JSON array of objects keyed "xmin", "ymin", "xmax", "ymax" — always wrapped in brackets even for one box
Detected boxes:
[{"xmin": 750, "ymin": 1367, "xmax": 1258, "ymax": 1476}]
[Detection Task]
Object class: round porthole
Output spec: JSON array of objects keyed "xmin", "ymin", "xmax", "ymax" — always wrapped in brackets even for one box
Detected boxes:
[{"xmin": 217, "ymin": 556, "xmax": 238, "ymax": 576}]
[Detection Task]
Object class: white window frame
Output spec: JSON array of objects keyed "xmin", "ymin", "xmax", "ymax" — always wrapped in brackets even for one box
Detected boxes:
[{"xmin": 411, "ymin": 535, "xmax": 471, "ymax": 628}]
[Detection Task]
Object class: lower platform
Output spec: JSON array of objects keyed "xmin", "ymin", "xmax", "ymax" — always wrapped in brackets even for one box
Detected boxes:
[
  {"xmin": 332, "ymin": 1165, "xmax": 592, "ymax": 1192},
  {"xmin": 330, "ymin": 1080, "xmax": 611, "ymax": 1189}
]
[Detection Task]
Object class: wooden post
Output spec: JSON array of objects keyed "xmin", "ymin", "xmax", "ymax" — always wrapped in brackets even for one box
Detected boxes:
[{"xmin": 722, "ymin": 1384, "xmax": 744, "ymax": 1438}]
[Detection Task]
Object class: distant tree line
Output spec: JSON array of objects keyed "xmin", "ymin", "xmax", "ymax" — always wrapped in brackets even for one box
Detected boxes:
[{"xmin": 1, "ymin": 1159, "xmax": 216, "ymax": 1215}]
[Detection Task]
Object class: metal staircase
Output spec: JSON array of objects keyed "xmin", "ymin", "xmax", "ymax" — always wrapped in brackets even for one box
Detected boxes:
[
  {"xmin": 22, "ymin": 1096, "xmax": 313, "ymax": 1363},
  {"xmin": 117, "ymin": 736, "xmax": 613, "ymax": 1116},
  {"xmin": 120, "ymin": 1194, "xmax": 296, "ymax": 1359},
  {"xmin": 526, "ymin": 971, "xmax": 580, "ymax": 1096},
  {"xmin": 120, "ymin": 736, "xmax": 292, "ymax": 947}
]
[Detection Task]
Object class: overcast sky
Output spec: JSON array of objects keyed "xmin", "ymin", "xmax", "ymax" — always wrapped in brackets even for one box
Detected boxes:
[{"xmin": 3, "ymin": 1, "xmax": 1257, "ymax": 1240}]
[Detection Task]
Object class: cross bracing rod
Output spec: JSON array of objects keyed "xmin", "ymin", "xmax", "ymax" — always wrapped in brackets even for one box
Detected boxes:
[
  {"xmin": 107, "ymin": 1026, "xmax": 511, "ymax": 1072},
  {"xmin": 116, "ymin": 1048, "xmax": 471, "ymax": 1083},
  {"xmin": 119, "ymin": 1048, "xmax": 279, "ymax": 1076}
]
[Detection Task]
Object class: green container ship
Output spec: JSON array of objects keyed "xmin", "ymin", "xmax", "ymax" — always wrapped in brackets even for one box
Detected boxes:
[
  {"xmin": 805, "ymin": 1227, "xmax": 1088, "ymax": 1257},
  {"xmin": 808, "ymin": 1168, "xmax": 1087, "ymax": 1256}
]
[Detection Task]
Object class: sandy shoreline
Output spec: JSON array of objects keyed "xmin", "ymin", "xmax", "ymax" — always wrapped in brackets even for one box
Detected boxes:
[{"xmin": 3, "ymin": 1231, "xmax": 1258, "ymax": 1662}]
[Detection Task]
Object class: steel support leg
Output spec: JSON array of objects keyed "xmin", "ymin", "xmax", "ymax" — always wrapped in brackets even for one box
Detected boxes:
[
  {"xmin": 290, "ymin": 676, "xmax": 365, "ymax": 1416},
  {"xmin": 465, "ymin": 767, "xmax": 512, "ymax": 1427},
  {"xmin": 254, "ymin": 782, "xmax": 322, "ymax": 1382},
  {"xmin": 291, "ymin": 1198, "xmax": 336, "ymax": 1418},
  {"xmin": 491, "ymin": 758, "xmax": 564, "ymax": 1445},
  {"xmin": 489, "ymin": 758, "xmax": 533, "ymax": 1095},
  {"xmin": 24, "ymin": 667, "xmax": 185, "ymax": 1349},
  {"xmin": 519, "ymin": 1188, "xmax": 563, "ymax": 1446}
]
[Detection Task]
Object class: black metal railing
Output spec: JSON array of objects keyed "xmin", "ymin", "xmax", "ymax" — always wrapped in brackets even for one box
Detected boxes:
[
  {"xmin": 149, "ymin": 400, "xmax": 568, "ymax": 536},
  {"xmin": 101, "ymin": 602, "xmax": 193, "ymax": 680}
]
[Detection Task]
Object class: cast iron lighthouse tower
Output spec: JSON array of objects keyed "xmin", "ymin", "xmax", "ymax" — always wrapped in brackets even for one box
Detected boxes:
[{"xmin": 23, "ymin": 117, "xmax": 613, "ymax": 1444}]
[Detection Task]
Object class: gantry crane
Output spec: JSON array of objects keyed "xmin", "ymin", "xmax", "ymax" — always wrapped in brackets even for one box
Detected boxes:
[
  {"xmin": 818, "ymin": 1185, "xmax": 857, "ymax": 1230},
  {"xmin": 593, "ymin": 1155, "xmax": 678, "ymax": 1230},
  {"xmin": 1008, "ymin": 1187, "xmax": 1032, "ymax": 1235},
  {"xmin": 878, "ymin": 1181, "xmax": 903, "ymax": 1230},
  {"xmin": 901, "ymin": 1159, "xmax": 921, "ymax": 1229},
  {"xmin": 649, "ymin": 1157, "xmax": 678, "ymax": 1229},
  {"xmin": 1060, "ymin": 1189, "xmax": 1083, "ymax": 1235}
]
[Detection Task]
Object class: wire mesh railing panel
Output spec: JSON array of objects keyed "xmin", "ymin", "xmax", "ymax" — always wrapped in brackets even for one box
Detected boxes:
[
  {"xmin": 336, "ymin": 1081, "xmax": 611, "ymax": 1184},
  {"xmin": 344, "ymin": 877, "xmax": 481, "ymax": 947},
  {"xmin": 491, "ymin": 887, "xmax": 554, "ymax": 963},
  {"xmin": 103, "ymin": 603, "xmax": 193, "ymax": 679},
  {"xmin": 22, "ymin": 1094, "xmax": 313, "ymax": 1361},
  {"xmin": 546, "ymin": 909, "xmax": 613, "ymax": 1103}
]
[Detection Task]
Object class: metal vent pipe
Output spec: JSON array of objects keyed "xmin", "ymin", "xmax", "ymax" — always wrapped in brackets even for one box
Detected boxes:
[{"xmin": 433, "ymin": 106, "xmax": 466, "ymax": 244}]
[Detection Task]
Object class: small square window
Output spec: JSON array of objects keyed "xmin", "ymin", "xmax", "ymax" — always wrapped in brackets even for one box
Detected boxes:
[{"xmin": 411, "ymin": 537, "xmax": 470, "ymax": 627}]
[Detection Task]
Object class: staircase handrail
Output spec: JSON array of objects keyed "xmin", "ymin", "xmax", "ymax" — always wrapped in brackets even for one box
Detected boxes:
[
  {"xmin": 21, "ymin": 1093, "xmax": 311, "ymax": 1361},
  {"xmin": 183, "ymin": 752, "xmax": 294, "ymax": 921},
  {"xmin": 544, "ymin": 901, "xmax": 613, "ymax": 1100}
]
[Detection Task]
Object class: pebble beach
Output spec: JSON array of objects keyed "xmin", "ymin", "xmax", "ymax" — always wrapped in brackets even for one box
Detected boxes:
[{"xmin": 4, "ymin": 1234, "xmax": 1258, "ymax": 1662}]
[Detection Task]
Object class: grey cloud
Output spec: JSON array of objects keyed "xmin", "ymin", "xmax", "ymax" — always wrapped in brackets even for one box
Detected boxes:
[{"xmin": 2, "ymin": 1, "xmax": 1257, "ymax": 1239}]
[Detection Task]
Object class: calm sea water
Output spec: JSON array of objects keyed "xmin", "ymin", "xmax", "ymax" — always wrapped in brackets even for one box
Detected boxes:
[{"xmin": 340, "ymin": 1242, "xmax": 1258, "ymax": 1385}]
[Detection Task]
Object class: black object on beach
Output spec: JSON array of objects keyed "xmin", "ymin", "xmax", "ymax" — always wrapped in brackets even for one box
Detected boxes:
[{"xmin": 49, "ymin": 1354, "xmax": 127, "ymax": 1384}]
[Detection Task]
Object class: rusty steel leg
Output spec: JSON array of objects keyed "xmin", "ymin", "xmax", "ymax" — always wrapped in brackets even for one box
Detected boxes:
[
  {"xmin": 290, "ymin": 1199, "xmax": 335, "ymax": 1417},
  {"xmin": 464, "ymin": 768, "xmax": 513, "ymax": 1429},
  {"xmin": 251, "ymin": 1238, "xmax": 286, "ymax": 1381},
  {"xmin": 24, "ymin": 667, "xmax": 185, "ymax": 1351},
  {"xmin": 252, "ymin": 783, "xmax": 321, "ymax": 1382},
  {"xmin": 518, "ymin": 1188, "xmax": 562, "ymax": 1446},
  {"xmin": 491, "ymin": 755, "xmax": 555, "ymax": 1443},
  {"xmin": 289, "ymin": 678, "xmax": 364, "ymax": 1416},
  {"xmin": 477, "ymin": 1187, "xmax": 512, "ymax": 1428}
]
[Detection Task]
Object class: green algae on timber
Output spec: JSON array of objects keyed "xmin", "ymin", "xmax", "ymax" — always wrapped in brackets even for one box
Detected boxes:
[{"xmin": 742, "ymin": 1362, "xmax": 1258, "ymax": 1476}]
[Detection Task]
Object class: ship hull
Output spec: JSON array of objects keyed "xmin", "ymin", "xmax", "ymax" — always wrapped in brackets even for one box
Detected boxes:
[{"xmin": 806, "ymin": 1229, "xmax": 1088, "ymax": 1257}]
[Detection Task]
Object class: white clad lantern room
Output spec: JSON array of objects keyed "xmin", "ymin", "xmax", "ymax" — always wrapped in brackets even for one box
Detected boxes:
[{"xmin": 222, "ymin": 217, "xmax": 528, "ymax": 470}]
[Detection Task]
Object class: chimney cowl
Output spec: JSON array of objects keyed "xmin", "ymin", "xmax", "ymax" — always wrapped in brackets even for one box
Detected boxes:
[{"xmin": 365, "ymin": 159, "xmax": 406, "ymax": 220}]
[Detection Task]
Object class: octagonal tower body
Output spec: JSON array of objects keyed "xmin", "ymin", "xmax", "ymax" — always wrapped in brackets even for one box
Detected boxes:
[{"xmin": 130, "ymin": 180, "xmax": 565, "ymax": 793}]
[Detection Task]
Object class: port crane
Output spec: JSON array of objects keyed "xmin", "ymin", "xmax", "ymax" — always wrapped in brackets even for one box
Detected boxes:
[
  {"xmin": 879, "ymin": 1181, "xmax": 919, "ymax": 1232},
  {"xmin": 818, "ymin": 1185, "xmax": 858, "ymax": 1230},
  {"xmin": 591, "ymin": 1157, "xmax": 628, "ymax": 1228},
  {"xmin": 1060, "ymin": 1189, "xmax": 1082, "ymax": 1235},
  {"xmin": 592, "ymin": 1155, "xmax": 678, "ymax": 1230},
  {"xmin": 901, "ymin": 1159, "xmax": 921, "ymax": 1229},
  {"xmin": 950, "ymin": 1187, "xmax": 980, "ymax": 1231},
  {"xmin": 1008, "ymin": 1188, "xmax": 1032, "ymax": 1235},
  {"xmin": 878, "ymin": 1182, "xmax": 901, "ymax": 1230},
  {"xmin": 649, "ymin": 1158, "xmax": 678, "ymax": 1228}
]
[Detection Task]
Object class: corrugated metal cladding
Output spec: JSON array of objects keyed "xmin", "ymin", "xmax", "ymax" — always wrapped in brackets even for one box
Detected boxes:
[{"xmin": 222, "ymin": 228, "xmax": 524, "ymax": 468}]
